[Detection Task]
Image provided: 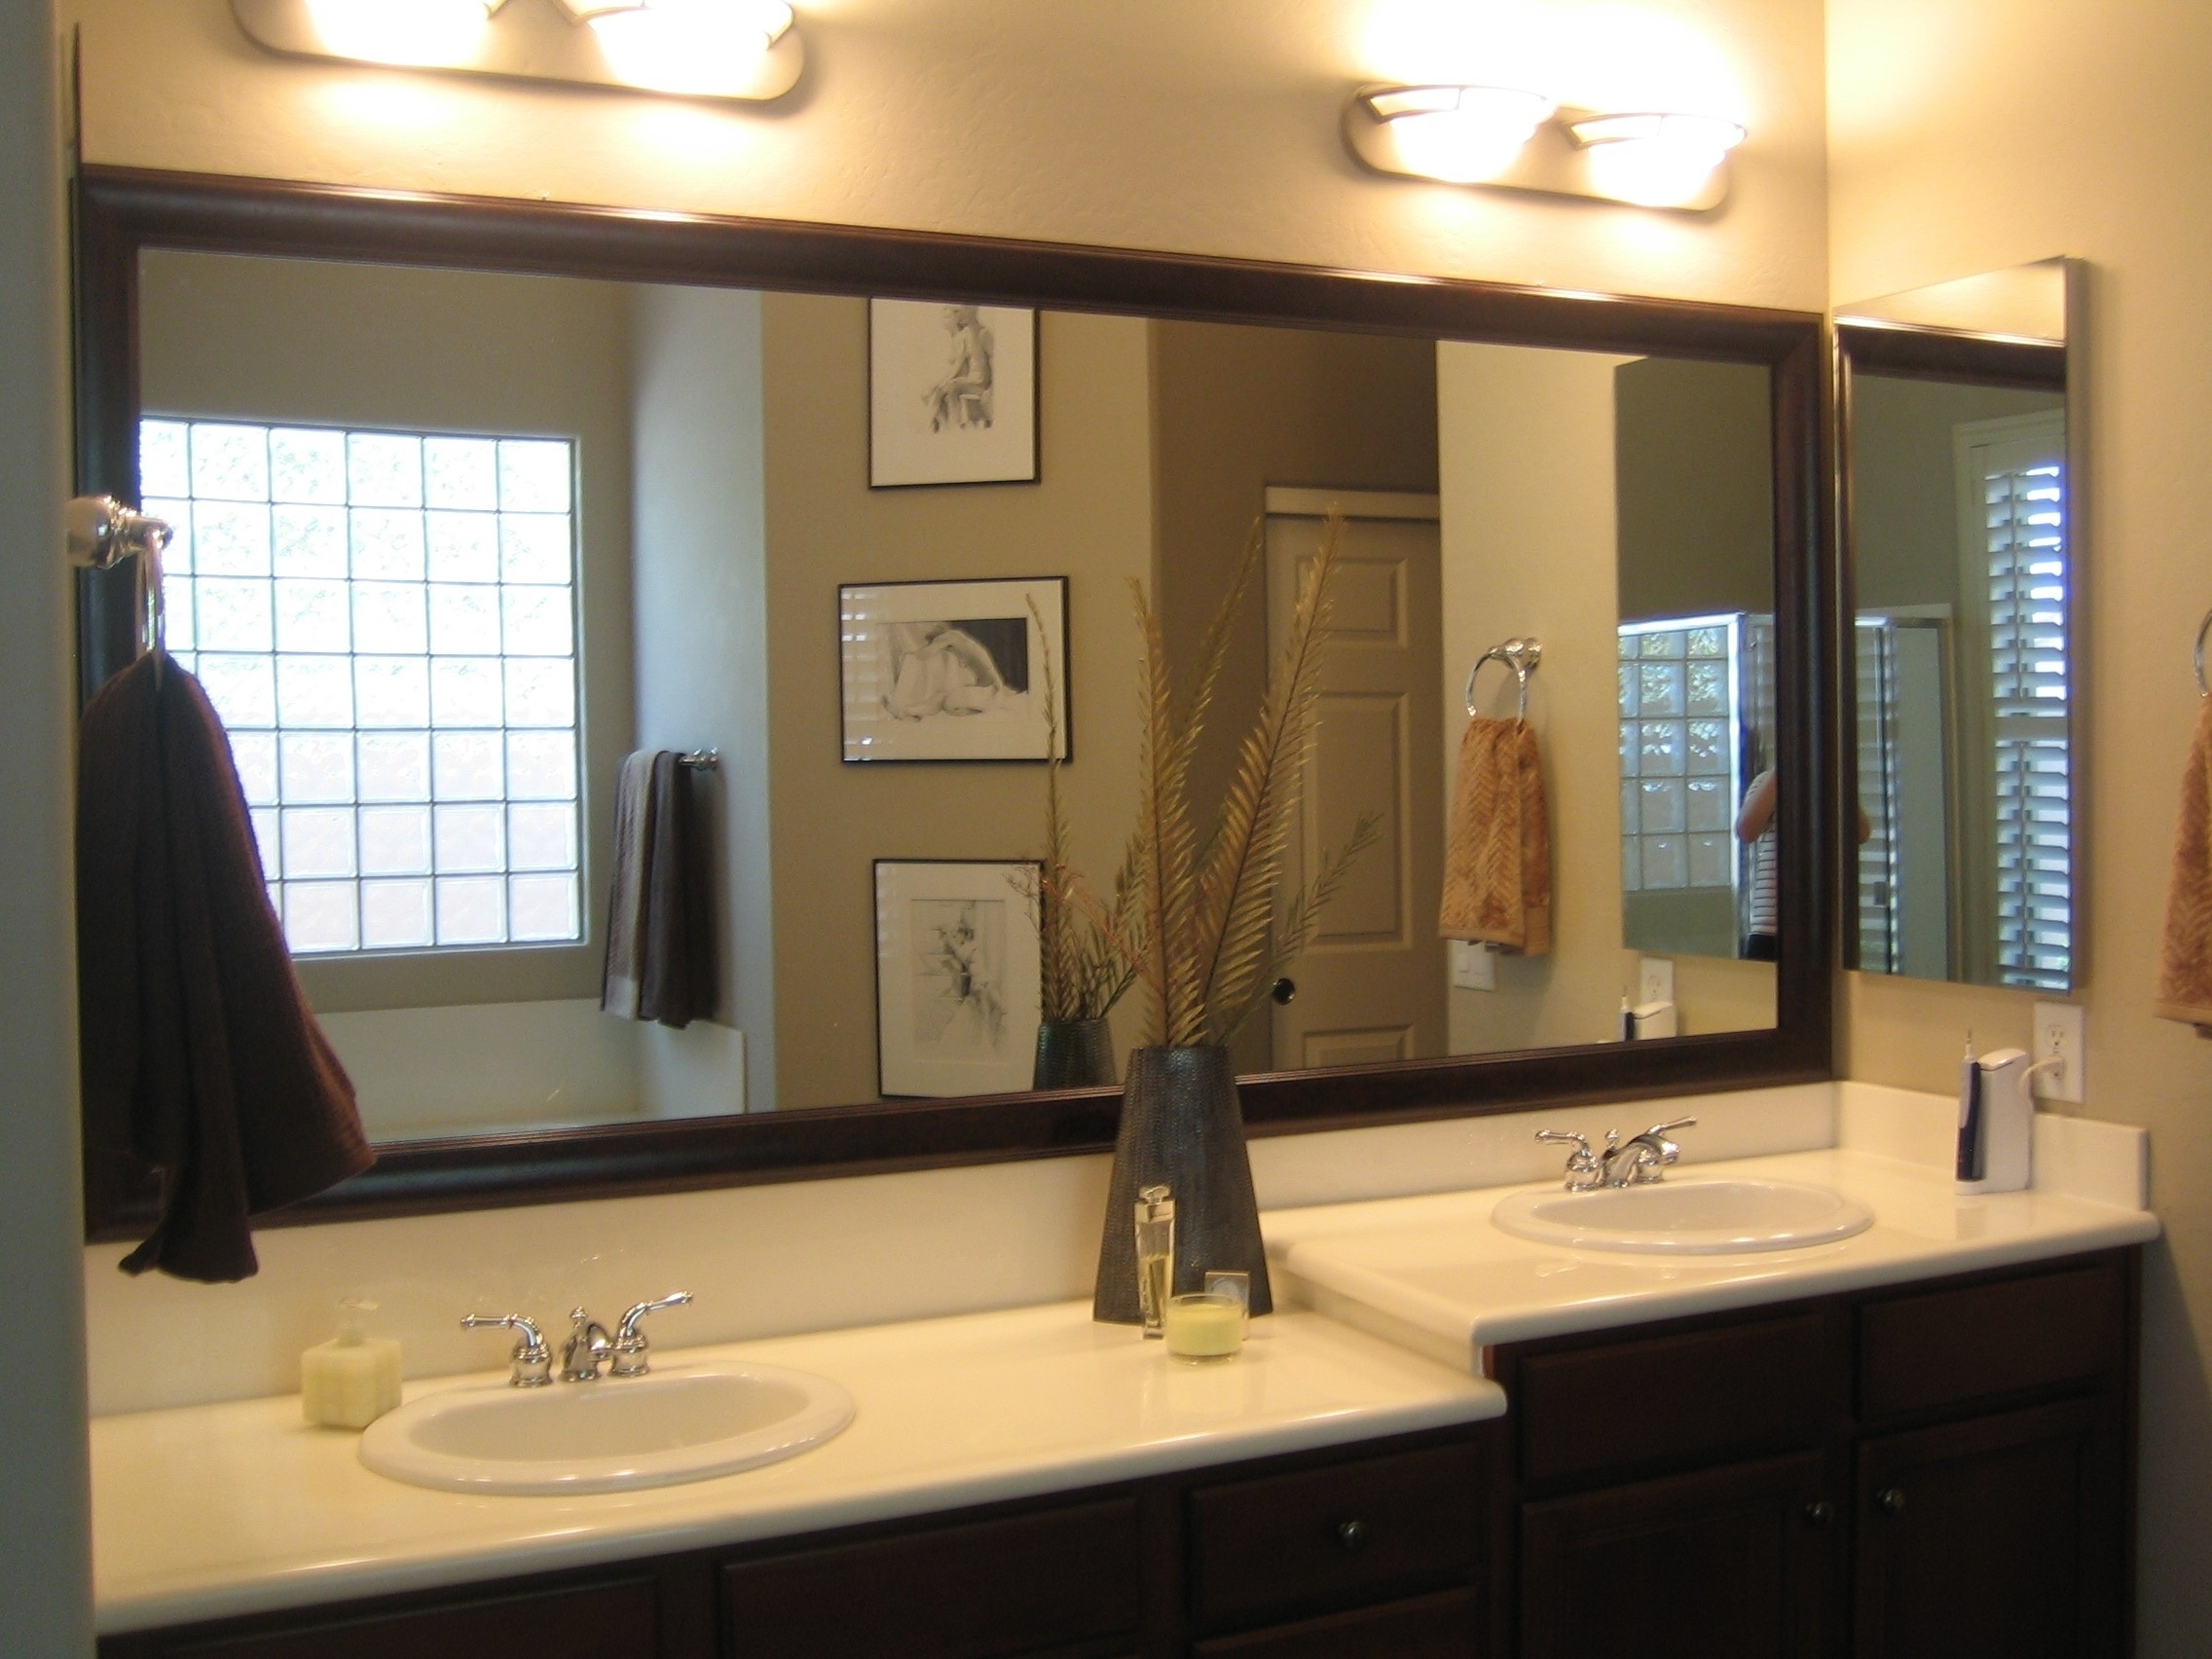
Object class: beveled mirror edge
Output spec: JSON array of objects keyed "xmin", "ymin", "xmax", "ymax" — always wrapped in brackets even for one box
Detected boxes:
[
  {"xmin": 1832, "ymin": 258, "xmax": 2083, "ymax": 987},
  {"xmin": 72, "ymin": 165, "xmax": 1838, "ymax": 1243}
]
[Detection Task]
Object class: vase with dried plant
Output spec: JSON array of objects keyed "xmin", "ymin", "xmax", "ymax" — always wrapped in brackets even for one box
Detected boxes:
[
  {"xmin": 1087, "ymin": 513, "xmax": 1378, "ymax": 1324},
  {"xmin": 1025, "ymin": 596, "xmax": 1142, "ymax": 1090}
]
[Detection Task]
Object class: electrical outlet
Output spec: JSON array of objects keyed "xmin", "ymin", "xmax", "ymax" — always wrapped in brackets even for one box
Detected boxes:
[
  {"xmin": 1639, "ymin": 956, "xmax": 1675, "ymax": 1010},
  {"xmin": 1451, "ymin": 940, "xmax": 1496, "ymax": 992},
  {"xmin": 2033, "ymin": 1000, "xmax": 2086, "ymax": 1103}
]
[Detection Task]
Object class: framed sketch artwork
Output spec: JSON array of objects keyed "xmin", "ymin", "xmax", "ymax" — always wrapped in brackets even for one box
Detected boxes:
[
  {"xmin": 868, "ymin": 299, "xmax": 1039, "ymax": 488},
  {"xmin": 874, "ymin": 860, "xmax": 1044, "ymax": 1098},
  {"xmin": 839, "ymin": 576, "xmax": 1070, "ymax": 763}
]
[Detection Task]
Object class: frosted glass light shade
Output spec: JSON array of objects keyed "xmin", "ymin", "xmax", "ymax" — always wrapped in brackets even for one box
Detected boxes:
[
  {"xmin": 1362, "ymin": 85, "xmax": 1556, "ymax": 184},
  {"xmin": 1568, "ymin": 112, "xmax": 1747, "ymax": 207},
  {"xmin": 569, "ymin": 0, "xmax": 795, "ymax": 95},
  {"xmin": 303, "ymin": 0, "xmax": 499, "ymax": 64}
]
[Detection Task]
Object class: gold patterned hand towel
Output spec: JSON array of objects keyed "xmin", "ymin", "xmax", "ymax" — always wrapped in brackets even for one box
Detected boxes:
[
  {"xmin": 2157, "ymin": 698, "xmax": 2212, "ymax": 1027},
  {"xmin": 1440, "ymin": 716, "xmax": 1551, "ymax": 956}
]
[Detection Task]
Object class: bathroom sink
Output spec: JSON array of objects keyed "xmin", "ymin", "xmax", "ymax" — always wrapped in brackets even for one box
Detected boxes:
[
  {"xmin": 1491, "ymin": 1178, "xmax": 1874, "ymax": 1255},
  {"xmin": 359, "ymin": 1361, "xmax": 855, "ymax": 1494}
]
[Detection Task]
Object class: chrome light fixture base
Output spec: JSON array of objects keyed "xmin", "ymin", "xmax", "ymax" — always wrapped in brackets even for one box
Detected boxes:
[
  {"xmin": 232, "ymin": 0, "xmax": 804, "ymax": 103},
  {"xmin": 1345, "ymin": 84, "xmax": 1739, "ymax": 212}
]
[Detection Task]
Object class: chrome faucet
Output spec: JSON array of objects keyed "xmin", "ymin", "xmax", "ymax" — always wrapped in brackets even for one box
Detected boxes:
[
  {"xmin": 610, "ymin": 1291, "xmax": 694, "ymax": 1378},
  {"xmin": 461, "ymin": 1312, "xmax": 552, "ymax": 1387},
  {"xmin": 561, "ymin": 1308, "xmax": 614, "ymax": 1382},
  {"xmin": 1534, "ymin": 1116, "xmax": 1697, "ymax": 1190}
]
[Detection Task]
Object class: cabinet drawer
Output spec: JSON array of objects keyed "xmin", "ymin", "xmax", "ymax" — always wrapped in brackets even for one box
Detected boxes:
[
  {"xmin": 1193, "ymin": 1588, "xmax": 1481, "ymax": 1658},
  {"xmin": 1859, "ymin": 1259, "xmax": 2124, "ymax": 1422},
  {"xmin": 1187, "ymin": 1442, "xmax": 1483, "ymax": 1631},
  {"xmin": 167, "ymin": 1578, "xmax": 658, "ymax": 1659},
  {"xmin": 1516, "ymin": 1309, "xmax": 1849, "ymax": 1486},
  {"xmin": 720, "ymin": 1496, "xmax": 1139, "ymax": 1659}
]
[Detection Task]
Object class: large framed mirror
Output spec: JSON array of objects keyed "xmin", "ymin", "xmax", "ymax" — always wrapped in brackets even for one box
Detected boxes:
[
  {"xmin": 74, "ymin": 166, "xmax": 1835, "ymax": 1239},
  {"xmin": 1837, "ymin": 260, "xmax": 2082, "ymax": 989}
]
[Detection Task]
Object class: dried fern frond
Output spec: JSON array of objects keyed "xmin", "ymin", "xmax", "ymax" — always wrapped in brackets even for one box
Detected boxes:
[
  {"xmin": 1195, "ymin": 516, "xmax": 1345, "ymax": 1042},
  {"xmin": 1216, "ymin": 810, "xmax": 1382, "ymax": 1045},
  {"xmin": 1031, "ymin": 596, "xmax": 1143, "ymax": 1024},
  {"xmin": 1129, "ymin": 577, "xmax": 1208, "ymax": 1046}
]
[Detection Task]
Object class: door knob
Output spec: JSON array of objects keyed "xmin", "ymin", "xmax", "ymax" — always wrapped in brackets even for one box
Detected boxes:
[
  {"xmin": 1877, "ymin": 1487, "xmax": 1906, "ymax": 1516},
  {"xmin": 1802, "ymin": 1500, "xmax": 1833, "ymax": 1527},
  {"xmin": 1272, "ymin": 977, "xmax": 1297, "ymax": 1005}
]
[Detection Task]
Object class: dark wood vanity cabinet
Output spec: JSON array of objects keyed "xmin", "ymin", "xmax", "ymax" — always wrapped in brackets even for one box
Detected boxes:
[
  {"xmin": 102, "ymin": 1251, "xmax": 2137, "ymax": 1659},
  {"xmin": 1494, "ymin": 1249, "xmax": 2137, "ymax": 1659}
]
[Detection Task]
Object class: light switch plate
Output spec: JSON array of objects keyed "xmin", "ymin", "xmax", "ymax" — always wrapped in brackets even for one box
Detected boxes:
[
  {"xmin": 1639, "ymin": 956, "xmax": 1676, "ymax": 1010},
  {"xmin": 2033, "ymin": 1001, "xmax": 2086, "ymax": 1103},
  {"xmin": 1451, "ymin": 940, "xmax": 1496, "ymax": 992}
]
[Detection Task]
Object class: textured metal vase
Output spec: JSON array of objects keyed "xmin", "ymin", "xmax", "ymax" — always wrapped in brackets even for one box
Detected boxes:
[
  {"xmin": 1092, "ymin": 1045, "xmax": 1273, "ymax": 1324},
  {"xmin": 1033, "ymin": 1017, "xmax": 1118, "ymax": 1090}
]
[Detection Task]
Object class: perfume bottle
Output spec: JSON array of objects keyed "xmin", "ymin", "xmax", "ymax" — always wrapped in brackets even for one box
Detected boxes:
[{"xmin": 1135, "ymin": 1185, "xmax": 1175, "ymax": 1338}]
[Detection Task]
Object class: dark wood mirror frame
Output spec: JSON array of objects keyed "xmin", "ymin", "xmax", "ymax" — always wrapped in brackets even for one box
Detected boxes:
[
  {"xmin": 73, "ymin": 166, "xmax": 1838, "ymax": 1242},
  {"xmin": 1832, "ymin": 318, "xmax": 2069, "ymax": 977}
]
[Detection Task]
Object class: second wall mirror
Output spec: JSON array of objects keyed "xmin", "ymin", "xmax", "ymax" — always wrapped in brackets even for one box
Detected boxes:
[{"xmin": 1837, "ymin": 259, "xmax": 2082, "ymax": 991}]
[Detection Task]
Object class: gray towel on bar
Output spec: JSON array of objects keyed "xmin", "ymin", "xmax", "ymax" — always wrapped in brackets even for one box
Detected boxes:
[{"xmin": 602, "ymin": 751, "xmax": 718, "ymax": 1028}]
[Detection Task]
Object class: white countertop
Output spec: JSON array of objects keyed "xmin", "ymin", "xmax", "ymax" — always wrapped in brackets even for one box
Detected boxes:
[
  {"xmin": 1266, "ymin": 1143, "xmax": 2160, "ymax": 1373},
  {"xmin": 92, "ymin": 1301, "xmax": 1502, "ymax": 1636}
]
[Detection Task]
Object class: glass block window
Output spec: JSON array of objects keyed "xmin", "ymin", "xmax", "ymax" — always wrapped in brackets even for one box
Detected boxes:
[
  {"xmin": 139, "ymin": 418, "xmax": 584, "ymax": 956},
  {"xmin": 1618, "ymin": 614, "xmax": 1744, "ymax": 900}
]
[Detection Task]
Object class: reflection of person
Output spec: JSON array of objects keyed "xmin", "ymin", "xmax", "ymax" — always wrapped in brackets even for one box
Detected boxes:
[
  {"xmin": 1736, "ymin": 769, "xmax": 1873, "ymax": 960},
  {"xmin": 884, "ymin": 622, "xmax": 1008, "ymax": 720},
  {"xmin": 924, "ymin": 306, "xmax": 995, "ymax": 432}
]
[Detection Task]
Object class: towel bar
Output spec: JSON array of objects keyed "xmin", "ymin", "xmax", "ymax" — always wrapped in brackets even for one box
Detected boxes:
[
  {"xmin": 678, "ymin": 750, "xmax": 721, "ymax": 770},
  {"xmin": 2195, "ymin": 608, "xmax": 2210, "ymax": 698},
  {"xmin": 1465, "ymin": 638, "xmax": 1543, "ymax": 722}
]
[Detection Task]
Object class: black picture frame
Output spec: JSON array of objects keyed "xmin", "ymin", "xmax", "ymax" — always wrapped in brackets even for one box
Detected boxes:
[{"xmin": 838, "ymin": 574, "xmax": 1072, "ymax": 764}]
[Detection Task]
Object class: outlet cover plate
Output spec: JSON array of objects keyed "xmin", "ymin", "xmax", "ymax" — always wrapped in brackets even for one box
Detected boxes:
[
  {"xmin": 1639, "ymin": 956, "xmax": 1676, "ymax": 1010},
  {"xmin": 2033, "ymin": 1000, "xmax": 2086, "ymax": 1103},
  {"xmin": 1451, "ymin": 940, "xmax": 1496, "ymax": 992}
]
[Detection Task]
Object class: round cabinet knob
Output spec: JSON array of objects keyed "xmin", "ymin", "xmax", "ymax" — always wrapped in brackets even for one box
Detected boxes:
[
  {"xmin": 1802, "ymin": 1500, "xmax": 1833, "ymax": 1528},
  {"xmin": 1334, "ymin": 1519, "xmax": 1370, "ymax": 1553},
  {"xmin": 1878, "ymin": 1487, "xmax": 1907, "ymax": 1516},
  {"xmin": 1272, "ymin": 977, "xmax": 1298, "ymax": 1006}
]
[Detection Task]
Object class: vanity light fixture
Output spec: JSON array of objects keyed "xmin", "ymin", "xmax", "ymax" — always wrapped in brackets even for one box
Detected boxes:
[
  {"xmin": 1357, "ymin": 85, "xmax": 1558, "ymax": 185},
  {"xmin": 559, "ymin": 0, "xmax": 794, "ymax": 98},
  {"xmin": 1345, "ymin": 84, "xmax": 1744, "ymax": 211},
  {"xmin": 1567, "ymin": 112, "xmax": 1746, "ymax": 208},
  {"xmin": 233, "ymin": 0, "xmax": 804, "ymax": 102}
]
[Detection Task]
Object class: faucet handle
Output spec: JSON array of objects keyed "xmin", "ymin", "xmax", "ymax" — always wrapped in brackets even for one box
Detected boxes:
[
  {"xmin": 1535, "ymin": 1129, "xmax": 1604, "ymax": 1191},
  {"xmin": 461, "ymin": 1313, "xmax": 552, "ymax": 1388},
  {"xmin": 611, "ymin": 1291, "xmax": 693, "ymax": 1378},
  {"xmin": 1644, "ymin": 1115, "xmax": 1698, "ymax": 1139},
  {"xmin": 1626, "ymin": 1116, "xmax": 1697, "ymax": 1183}
]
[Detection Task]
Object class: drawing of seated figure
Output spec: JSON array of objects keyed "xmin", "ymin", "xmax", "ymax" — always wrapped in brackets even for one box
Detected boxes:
[
  {"xmin": 923, "ymin": 305, "xmax": 995, "ymax": 431},
  {"xmin": 883, "ymin": 620, "xmax": 1014, "ymax": 720}
]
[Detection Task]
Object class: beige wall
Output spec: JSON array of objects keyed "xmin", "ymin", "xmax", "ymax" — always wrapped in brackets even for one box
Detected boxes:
[
  {"xmin": 1614, "ymin": 356, "xmax": 1775, "ymax": 623},
  {"xmin": 1151, "ymin": 320, "xmax": 1441, "ymax": 1069},
  {"xmin": 1829, "ymin": 1, "xmax": 2212, "ymax": 1645},
  {"xmin": 64, "ymin": 0, "xmax": 1829, "ymax": 312},
  {"xmin": 762, "ymin": 298, "xmax": 1156, "ymax": 1109},
  {"xmin": 1, "ymin": 4, "xmax": 94, "ymax": 1651}
]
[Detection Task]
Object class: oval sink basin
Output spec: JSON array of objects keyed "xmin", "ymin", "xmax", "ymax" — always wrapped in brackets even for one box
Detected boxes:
[
  {"xmin": 359, "ymin": 1361, "xmax": 855, "ymax": 1494},
  {"xmin": 1492, "ymin": 1178, "xmax": 1874, "ymax": 1255}
]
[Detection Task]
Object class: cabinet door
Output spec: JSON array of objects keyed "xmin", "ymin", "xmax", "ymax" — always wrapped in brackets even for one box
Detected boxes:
[
  {"xmin": 1521, "ymin": 1450, "xmax": 1841, "ymax": 1659},
  {"xmin": 159, "ymin": 1579, "xmax": 660, "ymax": 1659},
  {"xmin": 1854, "ymin": 1397, "xmax": 2122, "ymax": 1659}
]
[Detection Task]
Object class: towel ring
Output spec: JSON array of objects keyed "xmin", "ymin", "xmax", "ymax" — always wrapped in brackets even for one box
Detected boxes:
[
  {"xmin": 1465, "ymin": 638, "xmax": 1543, "ymax": 721},
  {"xmin": 2196, "ymin": 608, "xmax": 2211, "ymax": 699}
]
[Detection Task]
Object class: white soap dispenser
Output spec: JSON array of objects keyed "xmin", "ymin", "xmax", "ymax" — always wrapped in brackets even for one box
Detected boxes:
[
  {"xmin": 1955, "ymin": 1045, "xmax": 2040, "ymax": 1196},
  {"xmin": 301, "ymin": 1297, "xmax": 403, "ymax": 1429}
]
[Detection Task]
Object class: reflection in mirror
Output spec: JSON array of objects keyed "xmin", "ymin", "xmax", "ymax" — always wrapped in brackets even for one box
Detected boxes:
[
  {"xmin": 1839, "ymin": 260, "xmax": 2075, "ymax": 989},
  {"xmin": 131, "ymin": 249, "xmax": 1777, "ymax": 1146}
]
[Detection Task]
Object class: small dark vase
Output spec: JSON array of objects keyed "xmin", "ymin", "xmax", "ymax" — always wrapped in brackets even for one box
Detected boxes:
[
  {"xmin": 1092, "ymin": 1044, "xmax": 1273, "ymax": 1324},
  {"xmin": 1033, "ymin": 1017, "xmax": 1118, "ymax": 1090}
]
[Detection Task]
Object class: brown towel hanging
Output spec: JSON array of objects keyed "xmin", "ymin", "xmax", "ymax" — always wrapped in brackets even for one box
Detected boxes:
[
  {"xmin": 1440, "ymin": 716, "xmax": 1552, "ymax": 956},
  {"xmin": 76, "ymin": 651, "xmax": 372, "ymax": 1283},
  {"xmin": 2156, "ymin": 697, "xmax": 2212, "ymax": 1029},
  {"xmin": 602, "ymin": 751, "xmax": 719, "ymax": 1028}
]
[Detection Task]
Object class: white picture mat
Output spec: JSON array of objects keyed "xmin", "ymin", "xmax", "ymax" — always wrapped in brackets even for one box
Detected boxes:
[
  {"xmin": 868, "ymin": 299, "xmax": 1037, "ymax": 487},
  {"xmin": 839, "ymin": 577, "xmax": 1068, "ymax": 762},
  {"xmin": 875, "ymin": 861, "xmax": 1042, "ymax": 1097}
]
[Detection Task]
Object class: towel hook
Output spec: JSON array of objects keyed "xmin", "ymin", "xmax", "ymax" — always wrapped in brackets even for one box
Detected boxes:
[
  {"xmin": 66, "ymin": 496, "xmax": 172, "ymax": 669},
  {"xmin": 2195, "ymin": 608, "xmax": 2211, "ymax": 699},
  {"xmin": 1465, "ymin": 638, "xmax": 1544, "ymax": 722}
]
